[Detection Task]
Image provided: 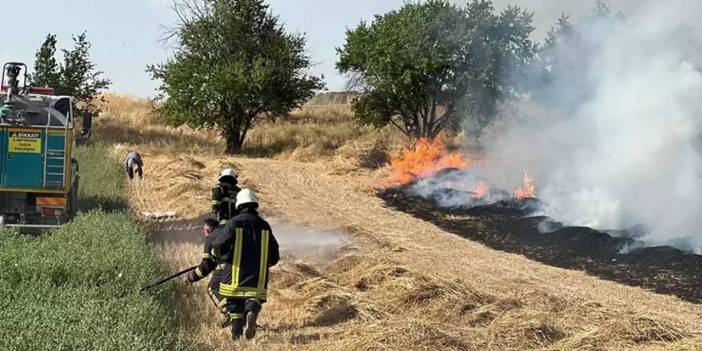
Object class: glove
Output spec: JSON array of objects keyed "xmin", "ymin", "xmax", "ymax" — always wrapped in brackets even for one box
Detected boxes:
[{"xmin": 185, "ymin": 270, "xmax": 198, "ymax": 284}]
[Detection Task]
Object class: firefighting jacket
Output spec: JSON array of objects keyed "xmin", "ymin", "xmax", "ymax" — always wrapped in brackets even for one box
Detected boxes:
[
  {"xmin": 209, "ymin": 208, "xmax": 280, "ymax": 301},
  {"xmin": 211, "ymin": 183, "xmax": 241, "ymax": 223},
  {"xmin": 188, "ymin": 234, "xmax": 226, "ymax": 291}
]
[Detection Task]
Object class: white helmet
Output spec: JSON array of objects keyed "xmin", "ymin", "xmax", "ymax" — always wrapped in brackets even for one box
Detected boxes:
[
  {"xmin": 236, "ymin": 188, "xmax": 259, "ymax": 209},
  {"xmin": 219, "ymin": 168, "xmax": 237, "ymax": 182}
]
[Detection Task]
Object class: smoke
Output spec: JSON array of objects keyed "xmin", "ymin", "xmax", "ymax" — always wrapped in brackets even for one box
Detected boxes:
[
  {"xmin": 481, "ymin": 1, "xmax": 702, "ymax": 251},
  {"xmin": 486, "ymin": 0, "xmax": 641, "ymax": 39},
  {"xmin": 410, "ymin": 168, "xmax": 512, "ymax": 208},
  {"xmin": 269, "ymin": 219, "xmax": 352, "ymax": 259}
]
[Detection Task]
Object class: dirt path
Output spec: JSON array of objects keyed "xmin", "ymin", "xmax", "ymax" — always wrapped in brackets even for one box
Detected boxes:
[{"xmin": 129, "ymin": 154, "xmax": 702, "ymax": 350}]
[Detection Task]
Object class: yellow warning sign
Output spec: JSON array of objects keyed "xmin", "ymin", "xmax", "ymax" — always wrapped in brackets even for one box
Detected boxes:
[{"xmin": 8, "ymin": 129, "xmax": 42, "ymax": 153}]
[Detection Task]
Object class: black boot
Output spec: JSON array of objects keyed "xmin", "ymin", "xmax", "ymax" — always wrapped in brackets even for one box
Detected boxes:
[
  {"xmin": 244, "ymin": 310, "xmax": 259, "ymax": 340},
  {"xmin": 244, "ymin": 299, "xmax": 262, "ymax": 340},
  {"xmin": 231, "ymin": 319, "xmax": 244, "ymax": 341}
]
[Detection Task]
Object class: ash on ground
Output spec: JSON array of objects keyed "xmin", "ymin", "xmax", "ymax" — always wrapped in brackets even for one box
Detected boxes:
[{"xmin": 379, "ymin": 177, "xmax": 702, "ymax": 304}]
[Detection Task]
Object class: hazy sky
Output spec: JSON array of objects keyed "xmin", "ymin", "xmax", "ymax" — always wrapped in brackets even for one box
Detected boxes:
[{"xmin": 1, "ymin": 1, "xmax": 640, "ymax": 97}]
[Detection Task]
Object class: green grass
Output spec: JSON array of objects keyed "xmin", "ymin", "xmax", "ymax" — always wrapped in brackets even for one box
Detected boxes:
[
  {"xmin": 0, "ymin": 143, "xmax": 179, "ymax": 350},
  {"xmin": 75, "ymin": 142, "xmax": 129, "ymax": 211}
]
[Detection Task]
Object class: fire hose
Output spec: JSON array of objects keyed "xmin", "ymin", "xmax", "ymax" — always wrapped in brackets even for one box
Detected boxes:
[{"xmin": 139, "ymin": 265, "xmax": 198, "ymax": 294}]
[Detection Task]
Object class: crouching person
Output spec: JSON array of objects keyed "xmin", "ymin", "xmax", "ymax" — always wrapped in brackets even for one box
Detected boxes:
[
  {"xmin": 124, "ymin": 151, "xmax": 144, "ymax": 180},
  {"xmin": 209, "ymin": 188, "xmax": 279, "ymax": 340},
  {"xmin": 186, "ymin": 218, "xmax": 231, "ymax": 328}
]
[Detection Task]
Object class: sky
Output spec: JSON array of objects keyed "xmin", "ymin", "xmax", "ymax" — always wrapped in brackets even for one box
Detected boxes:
[{"xmin": 0, "ymin": 0, "xmax": 641, "ymax": 97}]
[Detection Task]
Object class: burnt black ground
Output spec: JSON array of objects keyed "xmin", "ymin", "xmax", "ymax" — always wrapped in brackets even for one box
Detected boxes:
[{"xmin": 378, "ymin": 187, "xmax": 702, "ymax": 304}]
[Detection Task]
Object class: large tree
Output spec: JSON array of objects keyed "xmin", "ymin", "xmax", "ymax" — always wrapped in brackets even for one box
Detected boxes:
[
  {"xmin": 30, "ymin": 33, "xmax": 111, "ymax": 115},
  {"xmin": 150, "ymin": 0, "xmax": 325, "ymax": 154},
  {"xmin": 337, "ymin": 0, "xmax": 537, "ymax": 139}
]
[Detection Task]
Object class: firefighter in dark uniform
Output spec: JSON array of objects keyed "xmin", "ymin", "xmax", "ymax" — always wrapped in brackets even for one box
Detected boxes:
[
  {"xmin": 185, "ymin": 218, "xmax": 231, "ymax": 328},
  {"xmin": 208, "ymin": 189, "xmax": 280, "ymax": 340},
  {"xmin": 212, "ymin": 168, "xmax": 241, "ymax": 224}
]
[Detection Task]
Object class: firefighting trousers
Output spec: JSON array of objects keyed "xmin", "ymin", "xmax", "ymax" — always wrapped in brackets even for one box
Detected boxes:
[
  {"xmin": 225, "ymin": 298, "xmax": 263, "ymax": 321},
  {"xmin": 207, "ymin": 287, "xmax": 228, "ymax": 315}
]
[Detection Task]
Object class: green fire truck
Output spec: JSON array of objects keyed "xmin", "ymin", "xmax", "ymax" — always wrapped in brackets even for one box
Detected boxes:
[{"xmin": 0, "ymin": 62, "xmax": 78, "ymax": 230}]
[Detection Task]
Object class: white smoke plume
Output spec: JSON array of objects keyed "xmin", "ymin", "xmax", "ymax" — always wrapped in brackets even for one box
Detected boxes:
[
  {"xmin": 480, "ymin": 0, "xmax": 702, "ymax": 252},
  {"xmin": 269, "ymin": 219, "xmax": 352, "ymax": 259},
  {"xmin": 410, "ymin": 168, "xmax": 513, "ymax": 208}
]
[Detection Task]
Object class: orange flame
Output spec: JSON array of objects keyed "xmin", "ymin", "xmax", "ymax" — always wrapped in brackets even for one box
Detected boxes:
[
  {"xmin": 390, "ymin": 138, "xmax": 469, "ymax": 185},
  {"xmin": 514, "ymin": 171, "xmax": 536, "ymax": 199},
  {"xmin": 473, "ymin": 181, "xmax": 488, "ymax": 198}
]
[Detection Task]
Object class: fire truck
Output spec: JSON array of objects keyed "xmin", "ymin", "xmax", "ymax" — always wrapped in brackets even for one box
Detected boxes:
[{"xmin": 0, "ymin": 62, "xmax": 78, "ymax": 230}]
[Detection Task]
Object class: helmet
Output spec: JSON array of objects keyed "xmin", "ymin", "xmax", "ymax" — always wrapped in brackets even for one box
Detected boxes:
[
  {"xmin": 219, "ymin": 168, "xmax": 237, "ymax": 182},
  {"xmin": 235, "ymin": 188, "xmax": 259, "ymax": 209}
]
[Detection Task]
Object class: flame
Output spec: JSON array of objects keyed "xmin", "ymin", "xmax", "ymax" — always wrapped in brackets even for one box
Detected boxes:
[
  {"xmin": 473, "ymin": 181, "xmax": 488, "ymax": 198},
  {"xmin": 514, "ymin": 171, "xmax": 536, "ymax": 199},
  {"xmin": 390, "ymin": 138, "xmax": 469, "ymax": 185}
]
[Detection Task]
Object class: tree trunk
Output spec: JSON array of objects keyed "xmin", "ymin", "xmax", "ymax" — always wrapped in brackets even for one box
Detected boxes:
[
  {"xmin": 222, "ymin": 110, "xmax": 257, "ymax": 155},
  {"xmin": 221, "ymin": 107, "xmax": 247, "ymax": 155},
  {"xmin": 225, "ymin": 135, "xmax": 243, "ymax": 154}
]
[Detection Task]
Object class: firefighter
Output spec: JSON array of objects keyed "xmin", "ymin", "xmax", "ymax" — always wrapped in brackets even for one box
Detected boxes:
[
  {"xmin": 124, "ymin": 151, "xmax": 144, "ymax": 180},
  {"xmin": 185, "ymin": 218, "xmax": 231, "ymax": 328},
  {"xmin": 212, "ymin": 168, "xmax": 240, "ymax": 224},
  {"xmin": 207, "ymin": 188, "xmax": 279, "ymax": 340}
]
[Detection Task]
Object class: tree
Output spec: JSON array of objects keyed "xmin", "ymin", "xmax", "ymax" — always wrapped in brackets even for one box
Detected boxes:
[
  {"xmin": 58, "ymin": 33, "xmax": 112, "ymax": 115},
  {"xmin": 30, "ymin": 34, "xmax": 61, "ymax": 88},
  {"xmin": 337, "ymin": 0, "xmax": 537, "ymax": 139},
  {"xmin": 149, "ymin": 0, "xmax": 325, "ymax": 154},
  {"xmin": 30, "ymin": 32, "xmax": 111, "ymax": 115}
]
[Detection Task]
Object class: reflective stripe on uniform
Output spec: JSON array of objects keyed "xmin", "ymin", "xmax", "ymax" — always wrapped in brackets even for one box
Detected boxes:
[
  {"xmin": 220, "ymin": 197, "xmax": 236, "ymax": 218},
  {"xmin": 221, "ymin": 227, "xmax": 263, "ymax": 298},
  {"xmin": 211, "ymin": 200, "xmax": 222, "ymax": 205},
  {"xmin": 207, "ymin": 288, "xmax": 218, "ymax": 305},
  {"xmin": 195, "ymin": 267, "xmax": 204, "ymax": 278},
  {"xmin": 220, "ymin": 287, "xmax": 267, "ymax": 300},
  {"xmin": 232, "ymin": 227, "xmax": 243, "ymax": 286},
  {"xmin": 220, "ymin": 228, "xmax": 243, "ymax": 295},
  {"xmin": 219, "ymin": 220, "xmax": 229, "ymax": 225},
  {"xmin": 258, "ymin": 230, "xmax": 270, "ymax": 290},
  {"xmin": 218, "ymin": 298, "xmax": 228, "ymax": 308},
  {"xmin": 229, "ymin": 313, "xmax": 245, "ymax": 320},
  {"xmin": 202, "ymin": 253, "xmax": 212, "ymax": 260}
]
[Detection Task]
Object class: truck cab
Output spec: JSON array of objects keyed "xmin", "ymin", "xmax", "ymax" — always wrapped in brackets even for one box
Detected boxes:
[{"xmin": 0, "ymin": 62, "xmax": 79, "ymax": 230}]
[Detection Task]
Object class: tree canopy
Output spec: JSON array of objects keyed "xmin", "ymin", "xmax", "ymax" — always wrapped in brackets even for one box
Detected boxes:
[
  {"xmin": 337, "ymin": 0, "xmax": 537, "ymax": 139},
  {"xmin": 149, "ymin": 0, "xmax": 325, "ymax": 154},
  {"xmin": 31, "ymin": 33, "xmax": 111, "ymax": 115}
]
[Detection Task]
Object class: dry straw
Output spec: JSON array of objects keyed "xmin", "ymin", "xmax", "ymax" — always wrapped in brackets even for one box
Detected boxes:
[{"xmin": 96, "ymin": 94, "xmax": 702, "ymax": 350}]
